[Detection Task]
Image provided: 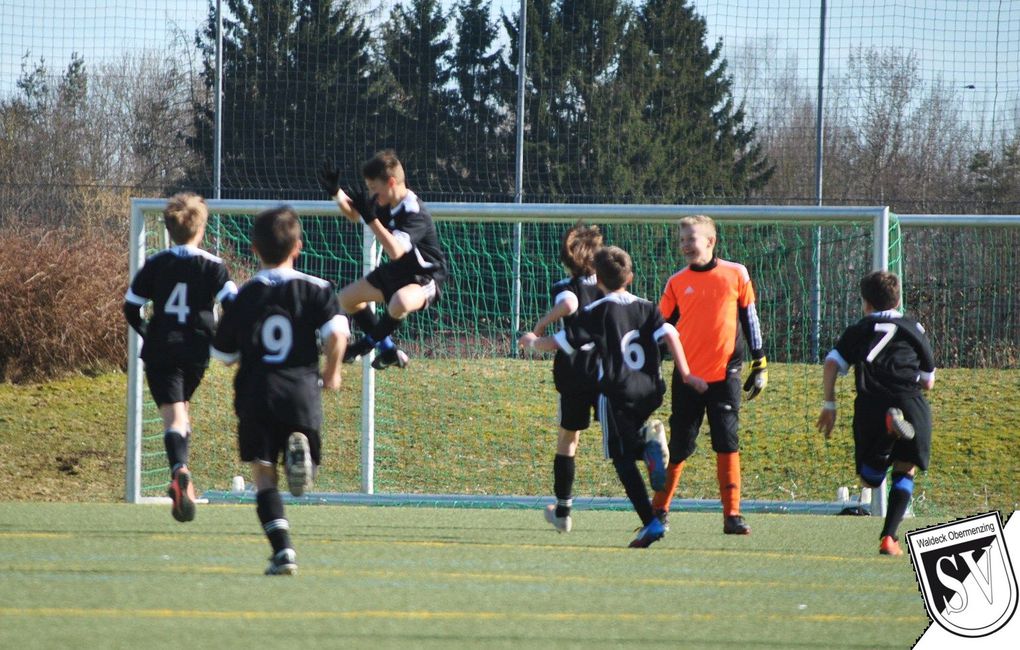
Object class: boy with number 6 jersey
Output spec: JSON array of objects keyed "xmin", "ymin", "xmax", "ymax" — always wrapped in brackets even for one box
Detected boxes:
[
  {"xmin": 123, "ymin": 192, "xmax": 237, "ymax": 523},
  {"xmin": 817, "ymin": 270, "xmax": 936, "ymax": 556},
  {"xmin": 211, "ymin": 206, "xmax": 348, "ymax": 575},
  {"xmin": 521, "ymin": 246, "xmax": 707, "ymax": 548}
]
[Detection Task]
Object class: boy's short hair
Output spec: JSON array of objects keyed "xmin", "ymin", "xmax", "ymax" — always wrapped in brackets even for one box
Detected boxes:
[
  {"xmin": 860, "ymin": 270, "xmax": 900, "ymax": 311},
  {"xmin": 593, "ymin": 246, "xmax": 633, "ymax": 291},
  {"xmin": 362, "ymin": 149, "xmax": 405, "ymax": 184},
  {"xmin": 252, "ymin": 206, "xmax": 301, "ymax": 265},
  {"xmin": 560, "ymin": 222, "xmax": 603, "ymax": 276},
  {"xmin": 164, "ymin": 193, "xmax": 208, "ymax": 245},
  {"xmin": 679, "ymin": 214, "xmax": 717, "ymax": 238}
]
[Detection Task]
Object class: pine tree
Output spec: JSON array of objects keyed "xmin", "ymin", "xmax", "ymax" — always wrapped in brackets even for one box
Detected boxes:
[
  {"xmin": 191, "ymin": 0, "xmax": 381, "ymax": 197},
  {"xmin": 381, "ymin": 0, "xmax": 457, "ymax": 193},
  {"xmin": 634, "ymin": 0, "xmax": 772, "ymax": 202},
  {"xmin": 448, "ymin": 0, "xmax": 513, "ymax": 198}
]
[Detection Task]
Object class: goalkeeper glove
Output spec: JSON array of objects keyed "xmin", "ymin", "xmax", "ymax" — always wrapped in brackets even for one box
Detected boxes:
[
  {"xmin": 743, "ymin": 356, "xmax": 768, "ymax": 401},
  {"xmin": 316, "ymin": 159, "xmax": 341, "ymax": 197},
  {"xmin": 346, "ymin": 187, "xmax": 378, "ymax": 225}
]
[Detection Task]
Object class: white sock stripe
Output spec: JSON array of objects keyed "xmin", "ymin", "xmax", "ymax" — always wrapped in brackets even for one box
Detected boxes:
[
  {"xmin": 557, "ymin": 498, "xmax": 573, "ymax": 508},
  {"xmin": 264, "ymin": 518, "xmax": 290, "ymax": 533}
]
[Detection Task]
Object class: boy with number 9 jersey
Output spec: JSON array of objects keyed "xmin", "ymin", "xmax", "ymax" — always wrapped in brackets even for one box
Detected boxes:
[{"xmin": 212, "ymin": 206, "xmax": 349, "ymax": 575}]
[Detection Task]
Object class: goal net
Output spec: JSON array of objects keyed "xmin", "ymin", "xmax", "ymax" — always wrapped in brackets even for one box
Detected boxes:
[{"xmin": 126, "ymin": 199, "xmax": 898, "ymax": 514}]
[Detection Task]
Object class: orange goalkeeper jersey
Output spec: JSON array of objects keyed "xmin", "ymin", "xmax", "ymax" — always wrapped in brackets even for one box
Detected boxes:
[{"xmin": 659, "ymin": 258, "xmax": 761, "ymax": 382}]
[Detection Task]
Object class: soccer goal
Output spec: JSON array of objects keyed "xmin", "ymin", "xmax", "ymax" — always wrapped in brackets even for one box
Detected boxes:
[{"xmin": 126, "ymin": 198, "xmax": 898, "ymax": 514}]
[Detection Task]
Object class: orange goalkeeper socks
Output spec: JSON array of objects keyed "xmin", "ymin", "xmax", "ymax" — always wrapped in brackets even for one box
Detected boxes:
[
  {"xmin": 717, "ymin": 452, "xmax": 742, "ymax": 517},
  {"xmin": 652, "ymin": 460, "xmax": 685, "ymax": 512}
]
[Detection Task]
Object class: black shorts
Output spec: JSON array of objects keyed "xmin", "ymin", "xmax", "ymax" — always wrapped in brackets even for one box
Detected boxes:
[
  {"xmin": 237, "ymin": 411, "xmax": 322, "ymax": 467},
  {"xmin": 366, "ymin": 261, "xmax": 441, "ymax": 308},
  {"xmin": 145, "ymin": 364, "xmax": 206, "ymax": 406},
  {"xmin": 668, "ymin": 372, "xmax": 742, "ymax": 461},
  {"xmin": 853, "ymin": 394, "xmax": 932, "ymax": 472},
  {"xmin": 598, "ymin": 394, "xmax": 656, "ymax": 462},
  {"xmin": 558, "ymin": 391, "xmax": 598, "ymax": 431}
]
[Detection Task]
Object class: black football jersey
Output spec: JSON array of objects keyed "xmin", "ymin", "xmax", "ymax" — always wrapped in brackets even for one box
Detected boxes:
[
  {"xmin": 211, "ymin": 268, "xmax": 346, "ymax": 429},
  {"xmin": 550, "ymin": 274, "xmax": 603, "ymax": 393},
  {"xmin": 125, "ymin": 245, "xmax": 236, "ymax": 366},
  {"xmin": 376, "ymin": 190, "xmax": 448, "ymax": 283},
  {"xmin": 555, "ymin": 292, "xmax": 672, "ymax": 412},
  {"xmin": 827, "ymin": 310, "xmax": 936, "ymax": 400}
]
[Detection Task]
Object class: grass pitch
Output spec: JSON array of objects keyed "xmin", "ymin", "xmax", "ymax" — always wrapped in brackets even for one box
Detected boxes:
[{"xmin": 0, "ymin": 502, "xmax": 936, "ymax": 649}]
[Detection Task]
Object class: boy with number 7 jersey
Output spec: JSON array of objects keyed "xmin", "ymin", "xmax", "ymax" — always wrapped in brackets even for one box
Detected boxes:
[{"xmin": 816, "ymin": 270, "xmax": 936, "ymax": 556}]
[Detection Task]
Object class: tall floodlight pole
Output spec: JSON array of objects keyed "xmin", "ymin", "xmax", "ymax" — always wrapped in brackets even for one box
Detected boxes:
[
  {"xmin": 810, "ymin": 0, "xmax": 827, "ymax": 360},
  {"xmin": 214, "ymin": 0, "xmax": 224, "ymax": 199},
  {"xmin": 212, "ymin": 0, "xmax": 224, "ymax": 252},
  {"xmin": 510, "ymin": 0, "xmax": 527, "ymax": 356}
]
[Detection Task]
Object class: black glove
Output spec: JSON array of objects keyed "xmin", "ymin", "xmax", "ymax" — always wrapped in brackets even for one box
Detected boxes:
[
  {"xmin": 316, "ymin": 159, "xmax": 341, "ymax": 197},
  {"xmin": 346, "ymin": 187, "xmax": 378, "ymax": 224},
  {"xmin": 743, "ymin": 356, "xmax": 768, "ymax": 401}
]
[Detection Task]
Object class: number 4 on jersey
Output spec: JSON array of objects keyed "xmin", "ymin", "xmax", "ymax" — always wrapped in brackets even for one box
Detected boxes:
[{"xmin": 165, "ymin": 282, "xmax": 190, "ymax": 324}]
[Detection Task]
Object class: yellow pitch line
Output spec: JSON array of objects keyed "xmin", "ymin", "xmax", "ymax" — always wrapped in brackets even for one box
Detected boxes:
[
  {"xmin": 0, "ymin": 532, "xmax": 73, "ymax": 540},
  {"xmin": 0, "ymin": 562, "xmax": 915, "ymax": 594},
  {"xmin": 0, "ymin": 532, "xmax": 892, "ymax": 564},
  {"xmin": 0, "ymin": 607, "xmax": 924, "ymax": 625}
]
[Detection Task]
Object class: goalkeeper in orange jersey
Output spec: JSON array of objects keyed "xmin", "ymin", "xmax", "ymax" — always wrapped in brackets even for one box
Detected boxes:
[{"xmin": 653, "ymin": 215, "xmax": 767, "ymax": 535}]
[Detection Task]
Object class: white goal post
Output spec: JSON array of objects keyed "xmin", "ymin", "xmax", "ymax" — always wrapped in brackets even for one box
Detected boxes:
[{"xmin": 126, "ymin": 198, "xmax": 892, "ymax": 512}]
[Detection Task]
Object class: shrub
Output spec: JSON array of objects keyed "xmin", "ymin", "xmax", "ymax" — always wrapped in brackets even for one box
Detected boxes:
[{"xmin": 0, "ymin": 226, "xmax": 127, "ymax": 382}]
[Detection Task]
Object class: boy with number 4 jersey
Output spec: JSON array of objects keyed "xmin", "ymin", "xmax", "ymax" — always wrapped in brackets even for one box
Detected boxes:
[{"xmin": 123, "ymin": 193, "xmax": 237, "ymax": 523}]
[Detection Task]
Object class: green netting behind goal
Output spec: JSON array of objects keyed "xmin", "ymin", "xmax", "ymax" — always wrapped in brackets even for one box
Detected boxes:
[{"xmin": 129, "ymin": 201, "xmax": 907, "ymax": 514}]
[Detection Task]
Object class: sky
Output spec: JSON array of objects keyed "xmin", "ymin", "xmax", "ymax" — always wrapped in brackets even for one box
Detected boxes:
[{"xmin": 2, "ymin": 0, "xmax": 1018, "ymax": 137}]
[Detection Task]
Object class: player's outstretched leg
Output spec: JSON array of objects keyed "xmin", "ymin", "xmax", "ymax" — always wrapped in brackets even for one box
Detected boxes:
[
  {"xmin": 285, "ymin": 432, "xmax": 313, "ymax": 497},
  {"xmin": 265, "ymin": 548, "xmax": 298, "ymax": 575},
  {"xmin": 640, "ymin": 419, "xmax": 668, "ymax": 492},
  {"xmin": 168, "ymin": 466, "xmax": 196, "ymax": 522}
]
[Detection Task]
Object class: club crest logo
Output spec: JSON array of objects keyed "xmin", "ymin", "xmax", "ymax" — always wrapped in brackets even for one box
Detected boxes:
[{"xmin": 906, "ymin": 512, "xmax": 1017, "ymax": 638}]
